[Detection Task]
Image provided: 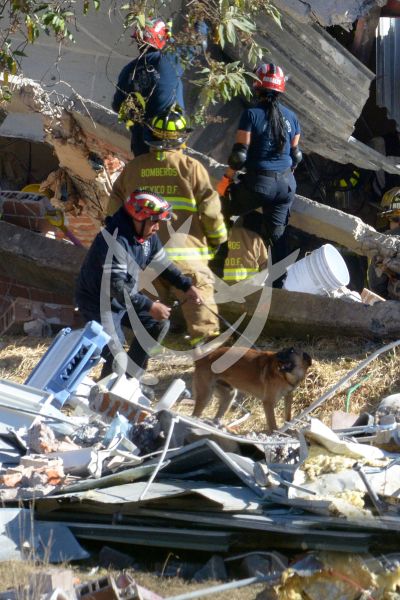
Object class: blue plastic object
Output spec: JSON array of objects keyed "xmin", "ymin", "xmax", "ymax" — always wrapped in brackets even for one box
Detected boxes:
[{"xmin": 25, "ymin": 321, "xmax": 110, "ymax": 408}]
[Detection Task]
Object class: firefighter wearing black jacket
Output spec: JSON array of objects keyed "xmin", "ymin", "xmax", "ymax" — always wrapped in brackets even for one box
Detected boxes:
[{"xmin": 75, "ymin": 190, "xmax": 202, "ymax": 378}]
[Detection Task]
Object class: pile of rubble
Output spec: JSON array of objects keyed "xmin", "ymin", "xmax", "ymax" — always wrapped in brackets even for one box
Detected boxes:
[{"xmin": 1, "ymin": 321, "xmax": 400, "ymax": 598}]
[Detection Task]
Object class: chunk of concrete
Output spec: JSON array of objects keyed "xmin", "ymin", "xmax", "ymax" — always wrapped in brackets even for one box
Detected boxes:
[
  {"xmin": 28, "ymin": 569, "xmax": 75, "ymax": 596},
  {"xmin": 192, "ymin": 555, "xmax": 228, "ymax": 582},
  {"xmin": 98, "ymin": 545, "xmax": 136, "ymax": 570},
  {"xmin": 239, "ymin": 552, "xmax": 288, "ymax": 578}
]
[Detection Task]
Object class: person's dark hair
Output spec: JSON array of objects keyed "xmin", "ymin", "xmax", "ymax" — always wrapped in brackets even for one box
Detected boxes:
[{"xmin": 257, "ymin": 89, "xmax": 286, "ymax": 152}]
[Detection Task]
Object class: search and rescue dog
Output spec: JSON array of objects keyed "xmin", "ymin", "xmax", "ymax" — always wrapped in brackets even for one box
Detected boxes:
[{"xmin": 192, "ymin": 347, "xmax": 312, "ymax": 433}]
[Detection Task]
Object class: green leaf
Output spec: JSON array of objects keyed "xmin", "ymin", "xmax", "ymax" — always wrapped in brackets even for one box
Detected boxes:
[
  {"xmin": 225, "ymin": 21, "xmax": 236, "ymax": 45},
  {"xmin": 218, "ymin": 23, "xmax": 225, "ymax": 48},
  {"xmin": 33, "ymin": 4, "xmax": 50, "ymax": 13}
]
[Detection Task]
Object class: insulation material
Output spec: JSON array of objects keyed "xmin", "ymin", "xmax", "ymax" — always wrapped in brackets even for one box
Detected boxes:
[
  {"xmin": 276, "ymin": 551, "xmax": 399, "ymax": 600},
  {"xmin": 302, "ymin": 418, "xmax": 388, "ymax": 461},
  {"xmin": 288, "ymin": 421, "xmax": 400, "ymax": 516}
]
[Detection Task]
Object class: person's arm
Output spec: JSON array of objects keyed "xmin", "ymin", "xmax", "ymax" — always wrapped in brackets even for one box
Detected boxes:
[
  {"xmin": 290, "ymin": 113, "xmax": 302, "ymax": 168},
  {"xmin": 151, "ymin": 237, "xmax": 193, "ymax": 291},
  {"xmin": 112, "ymin": 62, "xmax": 133, "ymax": 113},
  {"xmin": 291, "ymin": 133, "xmax": 300, "ymax": 148},
  {"xmin": 106, "ymin": 235, "xmax": 154, "ymax": 312},
  {"xmin": 217, "ymin": 128, "xmax": 251, "ymax": 196}
]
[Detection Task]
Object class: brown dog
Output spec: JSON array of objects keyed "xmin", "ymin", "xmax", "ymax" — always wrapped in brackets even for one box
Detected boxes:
[{"xmin": 192, "ymin": 347, "xmax": 312, "ymax": 433}]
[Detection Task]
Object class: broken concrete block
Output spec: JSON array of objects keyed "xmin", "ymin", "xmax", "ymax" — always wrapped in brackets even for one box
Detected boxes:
[
  {"xmin": 375, "ymin": 393, "xmax": 400, "ymax": 424},
  {"xmin": 75, "ymin": 575, "xmax": 120, "ymax": 599},
  {"xmin": 23, "ymin": 318, "xmax": 52, "ymax": 337},
  {"xmin": 20, "ymin": 459, "xmax": 65, "ymax": 487},
  {"xmin": 330, "ymin": 411, "xmax": 360, "ymax": 430},
  {"xmin": 28, "ymin": 569, "xmax": 76, "ymax": 596},
  {"xmin": 20, "ymin": 455, "xmax": 56, "ymax": 469},
  {"xmin": 0, "ymin": 469, "xmax": 24, "ymax": 488},
  {"xmin": 115, "ymin": 573, "xmax": 164, "ymax": 600},
  {"xmin": 360, "ymin": 287, "xmax": 386, "ymax": 305},
  {"xmin": 98, "ymin": 545, "xmax": 136, "ymax": 570},
  {"xmin": 47, "ymin": 448, "xmax": 101, "ymax": 477},
  {"xmin": 192, "ymin": 555, "xmax": 228, "ymax": 582},
  {"xmin": 27, "ymin": 421, "xmax": 58, "ymax": 454},
  {"xmin": 0, "ymin": 458, "xmax": 66, "ymax": 489},
  {"xmin": 89, "ymin": 374, "xmax": 151, "ymax": 423},
  {"xmin": 239, "ymin": 553, "xmax": 288, "ymax": 578}
]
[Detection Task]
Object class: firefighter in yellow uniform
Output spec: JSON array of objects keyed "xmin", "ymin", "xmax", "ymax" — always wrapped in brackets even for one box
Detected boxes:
[
  {"xmin": 368, "ymin": 187, "xmax": 400, "ymax": 300},
  {"xmin": 107, "ymin": 109, "xmax": 227, "ymax": 345},
  {"xmin": 223, "ymin": 212, "xmax": 268, "ymax": 282}
]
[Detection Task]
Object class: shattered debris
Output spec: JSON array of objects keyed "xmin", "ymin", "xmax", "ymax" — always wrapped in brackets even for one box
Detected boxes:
[{"xmin": 0, "ymin": 322, "xmax": 399, "ymax": 596}]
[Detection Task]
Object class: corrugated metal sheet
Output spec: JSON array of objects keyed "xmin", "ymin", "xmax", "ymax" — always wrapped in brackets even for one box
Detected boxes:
[
  {"xmin": 190, "ymin": 5, "xmax": 400, "ymax": 175},
  {"xmin": 274, "ymin": 0, "xmax": 387, "ymax": 28},
  {"xmin": 376, "ymin": 16, "xmax": 400, "ymax": 131}
]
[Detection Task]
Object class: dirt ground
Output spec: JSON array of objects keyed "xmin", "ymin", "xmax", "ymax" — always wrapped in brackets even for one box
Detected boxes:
[{"xmin": 0, "ymin": 333, "xmax": 399, "ymax": 598}]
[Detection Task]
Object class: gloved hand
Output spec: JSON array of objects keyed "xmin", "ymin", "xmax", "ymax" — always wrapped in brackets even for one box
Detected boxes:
[{"xmin": 216, "ymin": 174, "xmax": 232, "ymax": 197}]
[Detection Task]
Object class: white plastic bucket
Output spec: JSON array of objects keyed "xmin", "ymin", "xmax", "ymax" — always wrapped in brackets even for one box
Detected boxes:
[{"xmin": 283, "ymin": 244, "xmax": 350, "ymax": 295}]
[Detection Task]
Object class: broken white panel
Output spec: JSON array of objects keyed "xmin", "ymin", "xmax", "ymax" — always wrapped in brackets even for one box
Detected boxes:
[
  {"xmin": 155, "ymin": 378, "xmax": 186, "ymax": 412},
  {"xmin": 0, "ymin": 112, "xmax": 44, "ymax": 142},
  {"xmin": 0, "ymin": 378, "xmax": 54, "ymax": 429},
  {"xmin": 109, "ymin": 373, "xmax": 151, "ymax": 408},
  {"xmin": 47, "ymin": 447, "xmax": 105, "ymax": 477},
  {"xmin": 0, "ymin": 379, "xmax": 83, "ymax": 436}
]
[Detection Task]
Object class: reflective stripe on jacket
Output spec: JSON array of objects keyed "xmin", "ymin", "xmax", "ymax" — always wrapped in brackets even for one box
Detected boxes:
[
  {"xmin": 223, "ymin": 223, "xmax": 268, "ymax": 282},
  {"xmin": 107, "ymin": 149, "xmax": 227, "ymax": 270}
]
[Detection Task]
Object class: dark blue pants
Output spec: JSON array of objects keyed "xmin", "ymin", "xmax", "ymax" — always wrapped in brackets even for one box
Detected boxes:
[
  {"xmin": 79, "ymin": 304, "xmax": 169, "ymax": 378},
  {"xmin": 229, "ymin": 171, "xmax": 296, "ymax": 285}
]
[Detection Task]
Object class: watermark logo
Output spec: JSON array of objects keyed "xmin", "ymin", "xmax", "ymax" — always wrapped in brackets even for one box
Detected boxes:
[{"xmin": 99, "ymin": 218, "xmax": 299, "ymax": 380}]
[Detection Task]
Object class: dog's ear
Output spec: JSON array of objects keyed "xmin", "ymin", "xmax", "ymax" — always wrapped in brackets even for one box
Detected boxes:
[{"xmin": 276, "ymin": 347, "xmax": 295, "ymax": 373}]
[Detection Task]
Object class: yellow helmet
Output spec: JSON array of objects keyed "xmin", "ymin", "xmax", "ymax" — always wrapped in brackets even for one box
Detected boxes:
[
  {"xmin": 380, "ymin": 187, "xmax": 400, "ymax": 220},
  {"xmin": 146, "ymin": 108, "xmax": 191, "ymax": 149}
]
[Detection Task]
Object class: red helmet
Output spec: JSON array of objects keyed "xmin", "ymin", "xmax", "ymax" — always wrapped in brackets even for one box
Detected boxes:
[
  {"xmin": 132, "ymin": 18, "xmax": 169, "ymax": 50},
  {"xmin": 253, "ymin": 63, "xmax": 286, "ymax": 93},
  {"xmin": 125, "ymin": 190, "xmax": 172, "ymax": 222}
]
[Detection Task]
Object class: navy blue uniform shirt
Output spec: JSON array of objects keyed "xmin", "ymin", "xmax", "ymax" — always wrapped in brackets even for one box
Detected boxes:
[
  {"xmin": 75, "ymin": 208, "xmax": 192, "ymax": 316},
  {"xmin": 112, "ymin": 50, "xmax": 184, "ymax": 120},
  {"xmin": 239, "ymin": 102, "xmax": 300, "ymax": 172}
]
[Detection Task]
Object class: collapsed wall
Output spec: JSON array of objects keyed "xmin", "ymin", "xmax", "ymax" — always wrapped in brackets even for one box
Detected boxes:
[{"xmin": 2, "ymin": 76, "xmax": 400, "ymax": 276}]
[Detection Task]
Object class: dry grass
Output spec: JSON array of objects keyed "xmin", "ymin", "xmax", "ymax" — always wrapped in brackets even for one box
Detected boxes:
[
  {"xmin": 1, "ymin": 334, "xmax": 400, "ymax": 433},
  {"xmin": 147, "ymin": 336, "xmax": 400, "ymax": 433},
  {"xmin": 0, "ymin": 560, "xmax": 266, "ymax": 598}
]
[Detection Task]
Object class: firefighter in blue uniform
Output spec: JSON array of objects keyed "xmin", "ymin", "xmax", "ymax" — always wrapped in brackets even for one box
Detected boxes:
[
  {"xmin": 112, "ymin": 17, "xmax": 207, "ymax": 157},
  {"xmin": 217, "ymin": 63, "xmax": 302, "ymax": 287},
  {"xmin": 75, "ymin": 190, "xmax": 202, "ymax": 378}
]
